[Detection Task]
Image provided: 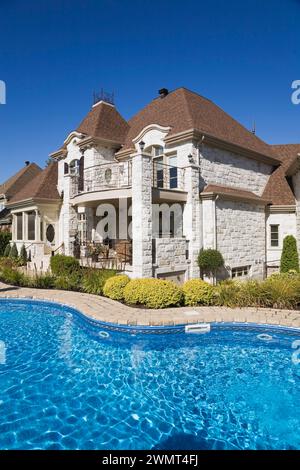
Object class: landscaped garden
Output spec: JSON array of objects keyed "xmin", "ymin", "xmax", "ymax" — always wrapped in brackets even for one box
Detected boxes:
[{"xmin": 1, "ymin": 233, "xmax": 300, "ymax": 310}]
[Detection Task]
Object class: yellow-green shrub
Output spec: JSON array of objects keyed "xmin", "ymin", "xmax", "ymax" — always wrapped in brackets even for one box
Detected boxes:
[
  {"xmin": 123, "ymin": 278, "xmax": 183, "ymax": 309},
  {"xmin": 183, "ymin": 279, "xmax": 214, "ymax": 306},
  {"xmin": 103, "ymin": 275, "xmax": 130, "ymax": 301}
]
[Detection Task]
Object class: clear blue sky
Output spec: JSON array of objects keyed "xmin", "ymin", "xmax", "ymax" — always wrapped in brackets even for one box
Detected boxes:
[{"xmin": 0, "ymin": 0, "xmax": 299, "ymax": 181}]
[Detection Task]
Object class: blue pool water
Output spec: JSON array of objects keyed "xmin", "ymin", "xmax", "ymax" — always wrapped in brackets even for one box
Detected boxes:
[{"xmin": 0, "ymin": 299, "xmax": 299, "ymax": 450}]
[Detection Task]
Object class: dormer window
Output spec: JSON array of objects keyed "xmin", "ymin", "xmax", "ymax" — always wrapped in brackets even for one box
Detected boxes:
[{"xmin": 69, "ymin": 159, "xmax": 80, "ymax": 176}]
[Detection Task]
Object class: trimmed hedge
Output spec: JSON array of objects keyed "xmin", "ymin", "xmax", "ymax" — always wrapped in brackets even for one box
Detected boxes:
[
  {"xmin": 103, "ymin": 275, "xmax": 130, "ymax": 301},
  {"xmin": 183, "ymin": 279, "xmax": 214, "ymax": 306},
  {"xmin": 123, "ymin": 278, "xmax": 183, "ymax": 309},
  {"xmin": 50, "ymin": 254, "xmax": 80, "ymax": 276}
]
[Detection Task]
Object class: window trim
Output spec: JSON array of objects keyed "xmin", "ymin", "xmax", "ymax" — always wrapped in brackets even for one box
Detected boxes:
[{"xmin": 270, "ymin": 224, "xmax": 279, "ymax": 248}]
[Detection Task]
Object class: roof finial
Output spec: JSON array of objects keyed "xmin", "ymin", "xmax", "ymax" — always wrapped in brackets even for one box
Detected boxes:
[{"xmin": 251, "ymin": 120, "xmax": 256, "ymax": 135}]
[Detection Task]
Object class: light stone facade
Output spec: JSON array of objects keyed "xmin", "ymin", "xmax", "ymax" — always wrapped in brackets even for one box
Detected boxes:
[
  {"xmin": 200, "ymin": 144, "xmax": 271, "ymax": 195},
  {"xmin": 8, "ymin": 104, "xmax": 299, "ymax": 283},
  {"xmin": 215, "ymin": 200, "xmax": 266, "ymax": 279}
]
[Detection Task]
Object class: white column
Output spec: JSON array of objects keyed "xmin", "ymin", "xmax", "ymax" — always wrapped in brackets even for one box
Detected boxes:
[
  {"xmin": 35, "ymin": 210, "xmax": 41, "ymax": 242},
  {"xmin": 131, "ymin": 152, "xmax": 153, "ymax": 278},
  {"xmin": 202, "ymin": 196, "xmax": 216, "ymax": 249},
  {"xmin": 183, "ymin": 164, "xmax": 202, "ymax": 278}
]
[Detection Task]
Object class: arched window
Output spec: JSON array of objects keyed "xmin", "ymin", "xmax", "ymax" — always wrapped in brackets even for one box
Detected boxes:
[{"xmin": 145, "ymin": 145, "xmax": 164, "ymax": 157}]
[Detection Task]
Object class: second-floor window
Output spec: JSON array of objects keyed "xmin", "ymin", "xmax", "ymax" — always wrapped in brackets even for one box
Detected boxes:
[{"xmin": 270, "ymin": 224, "xmax": 279, "ymax": 247}]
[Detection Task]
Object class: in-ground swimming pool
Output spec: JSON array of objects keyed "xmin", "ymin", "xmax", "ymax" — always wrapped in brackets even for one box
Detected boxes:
[{"xmin": 0, "ymin": 299, "xmax": 299, "ymax": 450}]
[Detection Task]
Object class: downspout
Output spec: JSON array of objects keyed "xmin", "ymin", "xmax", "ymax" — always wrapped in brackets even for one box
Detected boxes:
[{"xmin": 214, "ymin": 195, "xmax": 219, "ymax": 250}]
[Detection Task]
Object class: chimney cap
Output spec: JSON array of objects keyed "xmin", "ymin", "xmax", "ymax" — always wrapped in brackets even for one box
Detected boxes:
[
  {"xmin": 158, "ymin": 88, "xmax": 169, "ymax": 98},
  {"xmin": 25, "ymin": 161, "xmax": 30, "ymax": 166}
]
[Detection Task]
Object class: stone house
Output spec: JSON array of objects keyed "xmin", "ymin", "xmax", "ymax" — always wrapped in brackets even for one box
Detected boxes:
[
  {"xmin": 0, "ymin": 162, "xmax": 42, "ymax": 232},
  {"xmin": 4, "ymin": 87, "xmax": 300, "ymax": 281}
]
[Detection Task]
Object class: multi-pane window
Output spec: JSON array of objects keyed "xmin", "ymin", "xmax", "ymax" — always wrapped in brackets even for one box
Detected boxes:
[
  {"xmin": 27, "ymin": 212, "xmax": 36, "ymax": 241},
  {"xmin": 231, "ymin": 266, "xmax": 251, "ymax": 278},
  {"xmin": 270, "ymin": 225, "xmax": 279, "ymax": 247},
  {"xmin": 16, "ymin": 213, "xmax": 23, "ymax": 240}
]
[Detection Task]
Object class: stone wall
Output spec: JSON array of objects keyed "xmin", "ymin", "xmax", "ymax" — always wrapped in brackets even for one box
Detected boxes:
[
  {"xmin": 292, "ymin": 170, "xmax": 300, "ymax": 255},
  {"xmin": 266, "ymin": 210, "xmax": 297, "ymax": 267},
  {"xmin": 200, "ymin": 144, "xmax": 271, "ymax": 195},
  {"xmin": 216, "ymin": 199, "xmax": 266, "ymax": 279},
  {"xmin": 154, "ymin": 238, "xmax": 187, "ymax": 269}
]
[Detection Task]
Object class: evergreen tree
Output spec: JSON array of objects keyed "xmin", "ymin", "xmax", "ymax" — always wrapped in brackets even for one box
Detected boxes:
[
  {"xmin": 9, "ymin": 243, "xmax": 18, "ymax": 260},
  {"xmin": 19, "ymin": 244, "xmax": 28, "ymax": 265},
  {"xmin": 3, "ymin": 243, "xmax": 11, "ymax": 257},
  {"xmin": 280, "ymin": 235, "xmax": 299, "ymax": 273}
]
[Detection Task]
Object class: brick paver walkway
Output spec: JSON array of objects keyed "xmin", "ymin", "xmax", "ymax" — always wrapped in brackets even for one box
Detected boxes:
[{"xmin": 1, "ymin": 282, "xmax": 300, "ymax": 328}]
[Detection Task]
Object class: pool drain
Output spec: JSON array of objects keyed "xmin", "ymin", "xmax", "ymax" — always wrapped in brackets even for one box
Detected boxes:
[{"xmin": 257, "ymin": 333, "xmax": 273, "ymax": 342}]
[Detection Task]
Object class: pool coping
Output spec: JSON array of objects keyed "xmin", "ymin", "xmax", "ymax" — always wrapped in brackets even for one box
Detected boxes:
[
  {"xmin": 0, "ymin": 281, "xmax": 300, "ymax": 331},
  {"xmin": 2, "ymin": 297, "xmax": 300, "ymax": 337}
]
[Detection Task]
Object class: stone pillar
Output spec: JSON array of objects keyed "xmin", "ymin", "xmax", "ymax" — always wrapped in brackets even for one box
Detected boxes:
[
  {"xmin": 183, "ymin": 164, "xmax": 202, "ymax": 278},
  {"xmin": 131, "ymin": 152, "xmax": 153, "ymax": 278}
]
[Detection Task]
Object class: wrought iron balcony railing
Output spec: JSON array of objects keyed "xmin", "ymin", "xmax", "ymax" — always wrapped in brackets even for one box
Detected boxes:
[
  {"xmin": 152, "ymin": 161, "xmax": 185, "ymax": 191},
  {"xmin": 70, "ymin": 160, "xmax": 186, "ymax": 197}
]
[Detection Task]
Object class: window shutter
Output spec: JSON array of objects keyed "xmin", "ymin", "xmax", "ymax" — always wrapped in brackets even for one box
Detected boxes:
[
  {"xmin": 78, "ymin": 155, "xmax": 84, "ymax": 191},
  {"xmin": 64, "ymin": 162, "xmax": 69, "ymax": 175}
]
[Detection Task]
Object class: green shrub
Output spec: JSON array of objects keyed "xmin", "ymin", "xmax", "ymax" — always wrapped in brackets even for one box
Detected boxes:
[
  {"xmin": 183, "ymin": 279, "xmax": 214, "ymax": 306},
  {"xmin": 3, "ymin": 243, "xmax": 11, "ymax": 257},
  {"xmin": 19, "ymin": 244, "xmax": 28, "ymax": 266},
  {"xmin": 103, "ymin": 275, "xmax": 130, "ymax": 301},
  {"xmin": 0, "ymin": 266, "xmax": 26, "ymax": 286},
  {"xmin": 198, "ymin": 249, "xmax": 224, "ymax": 282},
  {"xmin": 29, "ymin": 274, "xmax": 55, "ymax": 289},
  {"xmin": 81, "ymin": 269, "xmax": 116, "ymax": 295},
  {"xmin": 0, "ymin": 256, "xmax": 17, "ymax": 270},
  {"xmin": 50, "ymin": 254, "xmax": 80, "ymax": 276},
  {"xmin": 123, "ymin": 278, "xmax": 183, "ymax": 309},
  {"xmin": 9, "ymin": 243, "xmax": 18, "ymax": 260},
  {"xmin": 214, "ymin": 280, "xmax": 241, "ymax": 307},
  {"xmin": 260, "ymin": 274, "xmax": 300, "ymax": 309},
  {"xmin": 54, "ymin": 273, "xmax": 82, "ymax": 291},
  {"xmin": 280, "ymin": 235, "xmax": 299, "ymax": 273},
  {"xmin": 0, "ymin": 232, "xmax": 11, "ymax": 256}
]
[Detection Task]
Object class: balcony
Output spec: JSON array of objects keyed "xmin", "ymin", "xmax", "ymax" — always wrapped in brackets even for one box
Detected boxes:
[
  {"xmin": 152, "ymin": 161, "xmax": 185, "ymax": 191},
  {"xmin": 70, "ymin": 160, "xmax": 186, "ymax": 201},
  {"xmin": 71, "ymin": 161, "xmax": 132, "ymax": 198}
]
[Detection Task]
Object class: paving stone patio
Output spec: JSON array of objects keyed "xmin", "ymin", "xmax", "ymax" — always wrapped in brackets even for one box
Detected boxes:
[{"xmin": 1, "ymin": 282, "xmax": 300, "ymax": 328}]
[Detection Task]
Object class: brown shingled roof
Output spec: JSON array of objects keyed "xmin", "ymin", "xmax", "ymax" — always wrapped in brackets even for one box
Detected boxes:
[
  {"xmin": 0, "ymin": 163, "xmax": 42, "ymax": 199},
  {"xmin": 76, "ymin": 101, "xmax": 129, "ymax": 144},
  {"xmin": 8, "ymin": 162, "xmax": 61, "ymax": 205},
  {"xmin": 119, "ymin": 88, "xmax": 278, "ymax": 161},
  {"xmin": 262, "ymin": 145, "xmax": 300, "ymax": 206},
  {"xmin": 202, "ymin": 183, "xmax": 270, "ymax": 205}
]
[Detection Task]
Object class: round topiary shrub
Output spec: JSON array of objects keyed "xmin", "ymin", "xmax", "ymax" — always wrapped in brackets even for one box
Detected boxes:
[
  {"xmin": 280, "ymin": 235, "xmax": 299, "ymax": 273},
  {"xmin": 123, "ymin": 278, "xmax": 183, "ymax": 309},
  {"xmin": 103, "ymin": 275, "xmax": 130, "ymax": 301},
  {"xmin": 182, "ymin": 279, "xmax": 214, "ymax": 306},
  {"xmin": 198, "ymin": 248, "xmax": 224, "ymax": 282}
]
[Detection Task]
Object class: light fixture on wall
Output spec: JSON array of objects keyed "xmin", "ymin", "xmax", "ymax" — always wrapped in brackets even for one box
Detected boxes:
[
  {"xmin": 188, "ymin": 154, "xmax": 194, "ymax": 164},
  {"xmin": 139, "ymin": 140, "xmax": 145, "ymax": 152}
]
